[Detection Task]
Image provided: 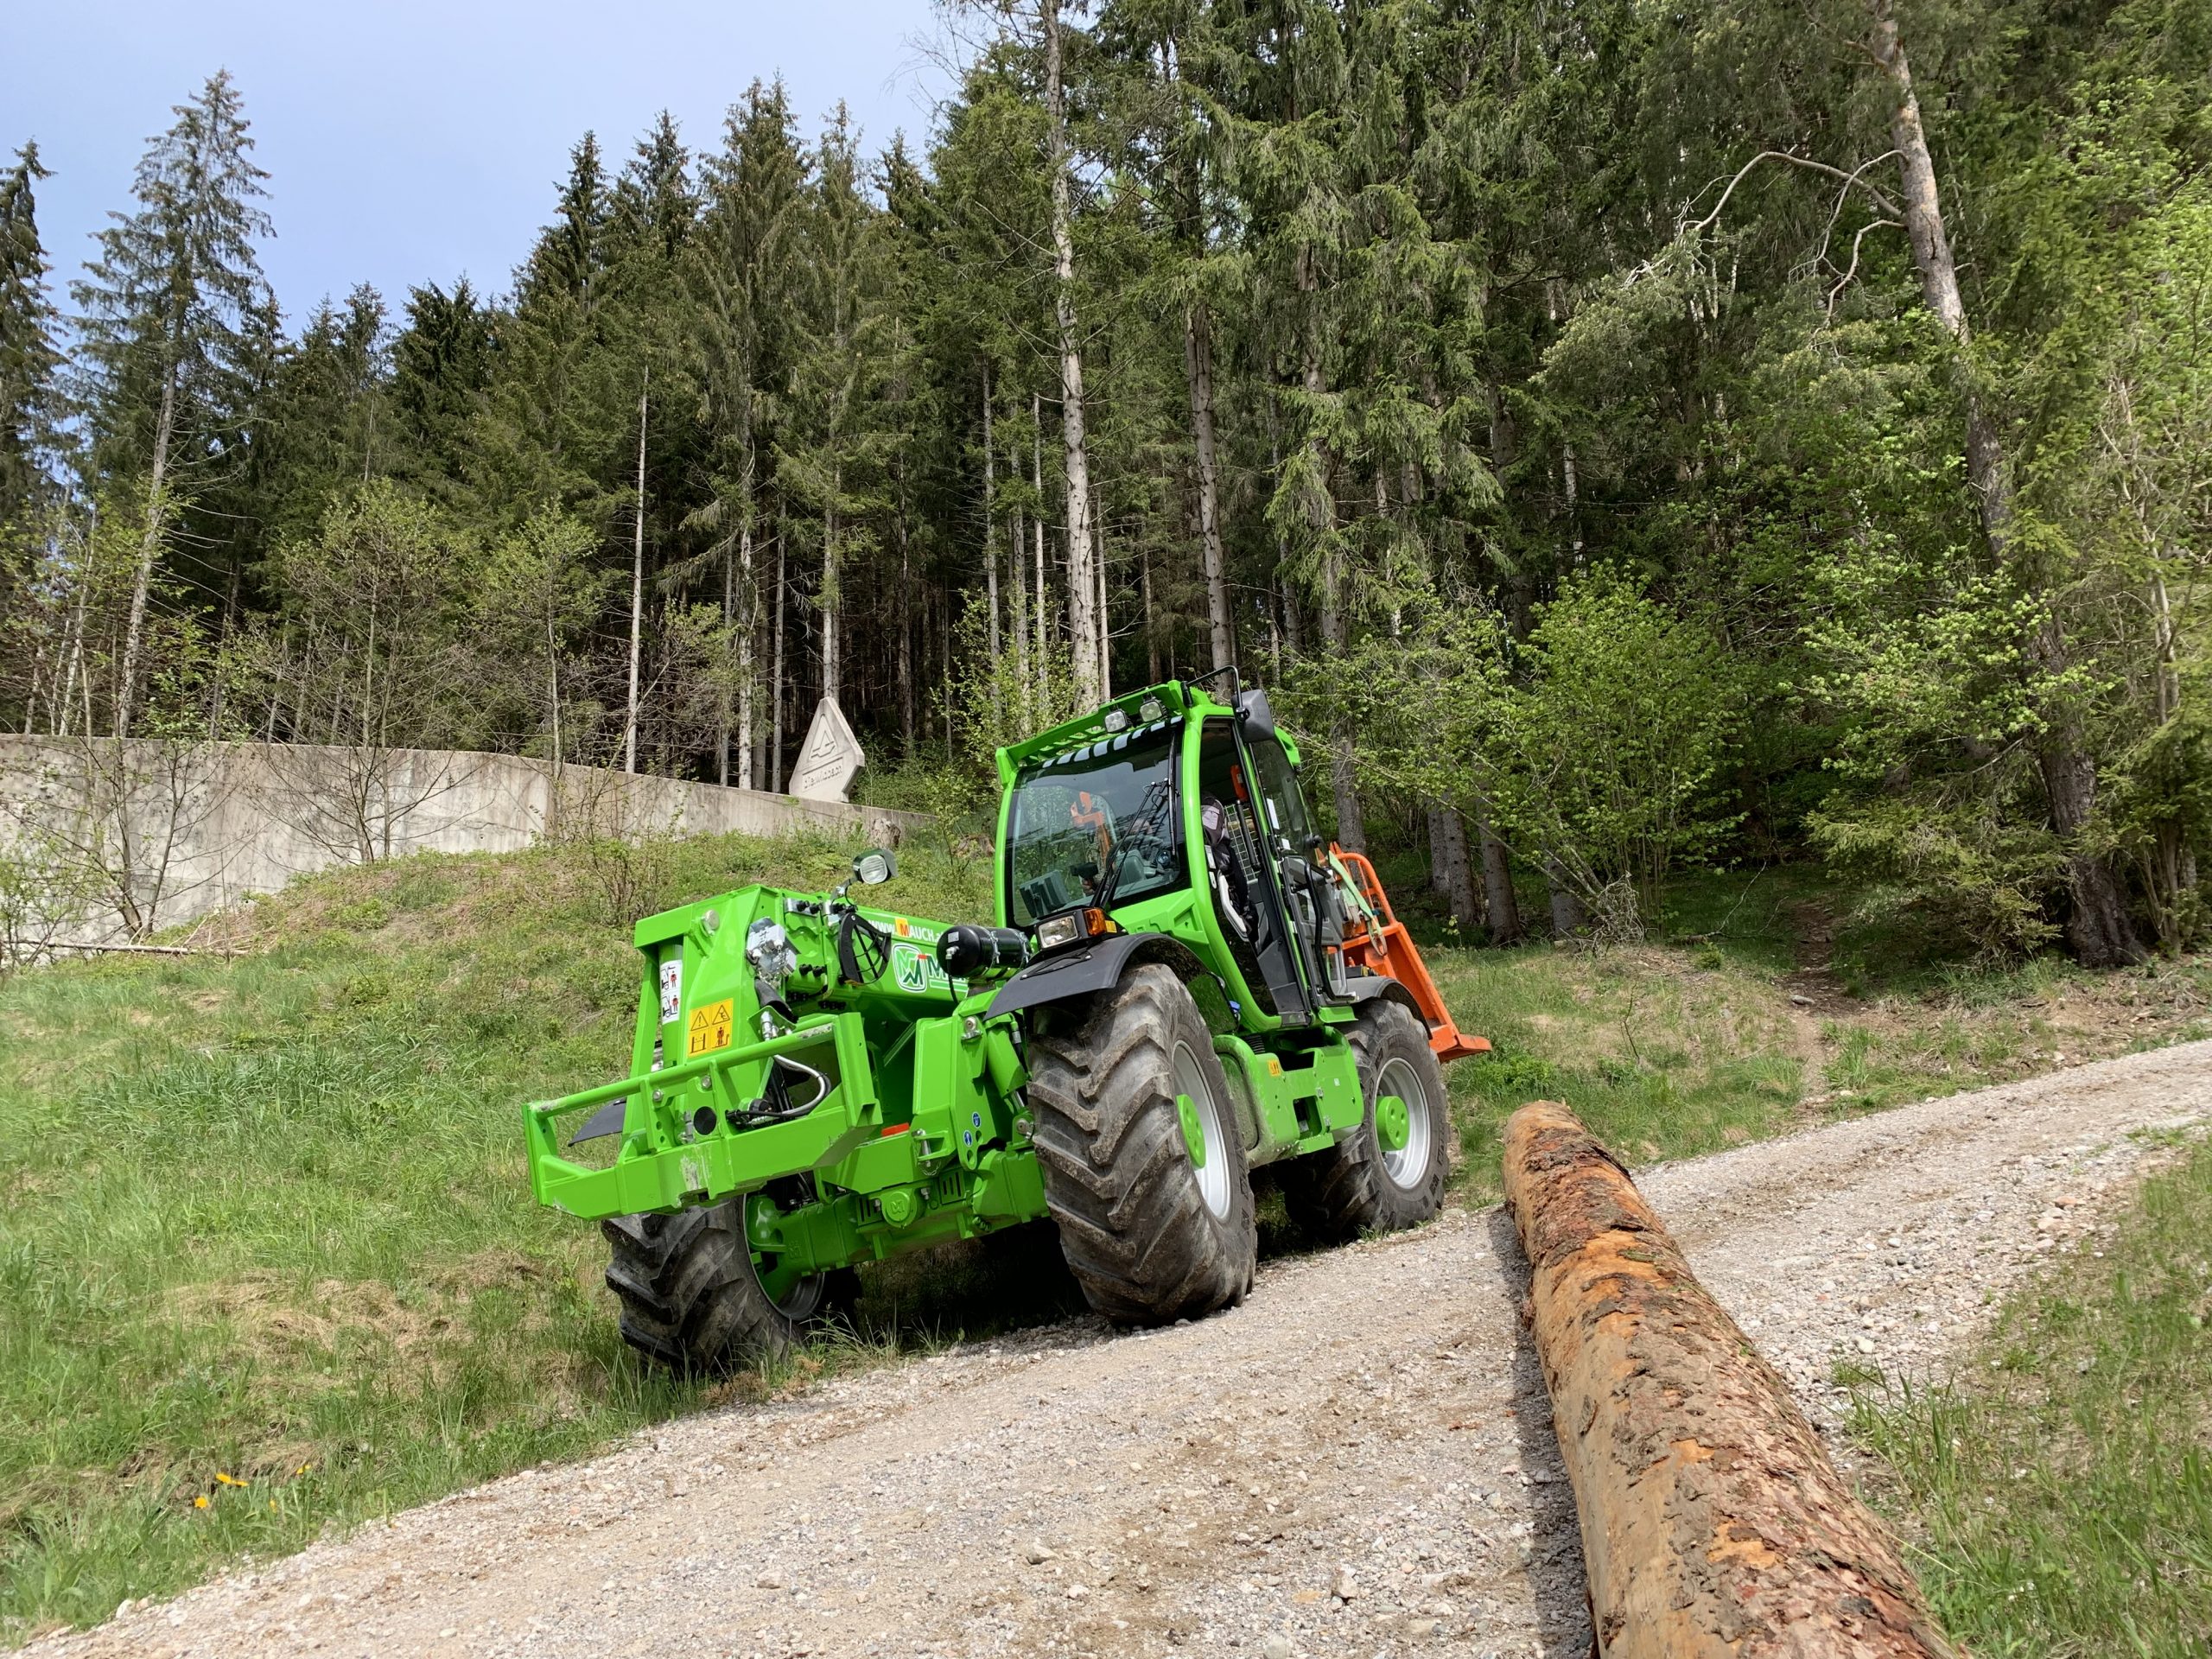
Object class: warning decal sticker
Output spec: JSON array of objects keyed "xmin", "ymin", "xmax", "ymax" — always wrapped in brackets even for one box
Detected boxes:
[
  {"xmin": 658, "ymin": 957, "xmax": 682, "ymax": 1025},
  {"xmin": 686, "ymin": 997, "xmax": 734, "ymax": 1057}
]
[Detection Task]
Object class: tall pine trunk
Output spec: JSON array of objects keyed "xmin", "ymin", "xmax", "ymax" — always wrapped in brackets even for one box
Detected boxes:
[
  {"xmin": 736, "ymin": 521, "xmax": 756, "ymax": 789},
  {"xmin": 896, "ymin": 479, "xmax": 915, "ymax": 750},
  {"xmin": 822, "ymin": 466, "xmax": 842, "ymax": 708},
  {"xmin": 1867, "ymin": 0, "xmax": 2141, "ymax": 967},
  {"xmin": 1174, "ymin": 119, "xmax": 1232, "ymax": 672},
  {"xmin": 118, "ymin": 366, "xmax": 177, "ymax": 737},
  {"xmin": 1434, "ymin": 807, "xmax": 1482, "ymax": 933},
  {"xmin": 1300, "ymin": 244, "xmax": 1364, "ymax": 851},
  {"xmin": 770, "ymin": 529, "xmax": 787, "ymax": 792},
  {"xmin": 983, "ymin": 370, "xmax": 1001, "ymax": 672},
  {"xmin": 624, "ymin": 370, "xmax": 647, "ymax": 774},
  {"xmin": 1011, "ymin": 437, "xmax": 1031, "ymax": 725},
  {"xmin": 1043, "ymin": 0, "xmax": 1101, "ymax": 705},
  {"xmin": 1474, "ymin": 798, "xmax": 1523, "ymax": 945},
  {"xmin": 1032, "ymin": 392, "xmax": 1048, "ymax": 703}
]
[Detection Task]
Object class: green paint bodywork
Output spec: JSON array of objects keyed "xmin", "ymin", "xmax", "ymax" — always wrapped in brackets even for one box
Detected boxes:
[{"xmin": 522, "ymin": 680, "xmax": 1376, "ymax": 1280}]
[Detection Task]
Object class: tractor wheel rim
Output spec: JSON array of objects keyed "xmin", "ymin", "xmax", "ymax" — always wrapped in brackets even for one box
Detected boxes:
[
  {"xmin": 1376, "ymin": 1056, "xmax": 1433, "ymax": 1191},
  {"xmin": 1173, "ymin": 1039, "xmax": 1233, "ymax": 1220},
  {"xmin": 760, "ymin": 1265, "xmax": 825, "ymax": 1322},
  {"xmin": 747, "ymin": 1196, "xmax": 826, "ymax": 1319}
]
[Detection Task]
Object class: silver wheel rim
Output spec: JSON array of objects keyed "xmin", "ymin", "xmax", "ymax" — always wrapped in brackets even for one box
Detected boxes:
[
  {"xmin": 1376, "ymin": 1055, "xmax": 1433, "ymax": 1191},
  {"xmin": 1173, "ymin": 1039, "xmax": 1234, "ymax": 1220}
]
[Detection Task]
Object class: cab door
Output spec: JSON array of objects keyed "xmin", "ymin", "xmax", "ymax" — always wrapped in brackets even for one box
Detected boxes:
[
  {"xmin": 1239, "ymin": 728, "xmax": 1338, "ymax": 1001},
  {"xmin": 1195, "ymin": 719, "xmax": 1313, "ymax": 1024}
]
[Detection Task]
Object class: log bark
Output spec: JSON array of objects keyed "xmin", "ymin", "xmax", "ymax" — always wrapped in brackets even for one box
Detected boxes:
[{"xmin": 1503, "ymin": 1102, "xmax": 1955, "ymax": 1659}]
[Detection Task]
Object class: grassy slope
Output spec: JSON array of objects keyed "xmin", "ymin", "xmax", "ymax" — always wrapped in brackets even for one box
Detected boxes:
[
  {"xmin": 0, "ymin": 831, "xmax": 996, "ymax": 1639},
  {"xmin": 3, "ymin": 843, "xmax": 2209, "ymax": 1638},
  {"xmin": 1848, "ymin": 1133, "xmax": 2212, "ymax": 1657},
  {"xmin": 1422, "ymin": 865, "xmax": 2212, "ymax": 1201}
]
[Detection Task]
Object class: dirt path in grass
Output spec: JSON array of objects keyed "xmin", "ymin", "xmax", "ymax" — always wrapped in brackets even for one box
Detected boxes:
[
  {"xmin": 27, "ymin": 1043, "xmax": 2212, "ymax": 1659},
  {"xmin": 1780, "ymin": 898, "xmax": 1852, "ymax": 1101}
]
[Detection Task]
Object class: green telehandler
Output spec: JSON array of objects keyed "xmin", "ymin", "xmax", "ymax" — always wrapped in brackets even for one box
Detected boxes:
[{"xmin": 523, "ymin": 674, "xmax": 1488, "ymax": 1371}]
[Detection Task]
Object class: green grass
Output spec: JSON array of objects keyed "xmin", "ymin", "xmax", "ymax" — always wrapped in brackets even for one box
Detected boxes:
[
  {"xmin": 1848, "ymin": 1133, "xmax": 2212, "ymax": 1657},
  {"xmin": 3, "ymin": 838, "xmax": 2209, "ymax": 1640},
  {"xmin": 0, "ymin": 828, "xmax": 1001, "ymax": 1642},
  {"xmin": 1432, "ymin": 939, "xmax": 1808, "ymax": 1199}
]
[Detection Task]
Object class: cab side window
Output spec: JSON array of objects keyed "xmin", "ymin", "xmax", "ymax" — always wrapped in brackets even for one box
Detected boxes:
[
  {"xmin": 1196, "ymin": 720, "xmax": 1277, "ymax": 1014},
  {"xmin": 1247, "ymin": 734, "xmax": 1313, "ymax": 852}
]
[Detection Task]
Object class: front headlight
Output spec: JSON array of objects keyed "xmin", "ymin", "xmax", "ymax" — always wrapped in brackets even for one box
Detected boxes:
[{"xmin": 1034, "ymin": 912, "xmax": 1084, "ymax": 951}]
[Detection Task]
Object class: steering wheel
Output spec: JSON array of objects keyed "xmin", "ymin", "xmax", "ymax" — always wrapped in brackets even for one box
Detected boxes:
[{"xmin": 1110, "ymin": 817, "xmax": 1173, "ymax": 885}]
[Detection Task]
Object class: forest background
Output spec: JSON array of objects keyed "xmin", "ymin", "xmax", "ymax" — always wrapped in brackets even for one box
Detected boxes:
[{"xmin": 2, "ymin": 0, "xmax": 2207, "ymax": 966}]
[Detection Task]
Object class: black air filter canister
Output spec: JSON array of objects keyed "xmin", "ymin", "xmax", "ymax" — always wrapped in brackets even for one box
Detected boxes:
[{"xmin": 938, "ymin": 924, "xmax": 1030, "ymax": 980}]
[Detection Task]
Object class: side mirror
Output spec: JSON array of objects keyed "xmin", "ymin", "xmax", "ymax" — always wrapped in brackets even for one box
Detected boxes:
[
  {"xmin": 1234, "ymin": 686, "xmax": 1278, "ymax": 741},
  {"xmin": 853, "ymin": 849, "xmax": 897, "ymax": 887}
]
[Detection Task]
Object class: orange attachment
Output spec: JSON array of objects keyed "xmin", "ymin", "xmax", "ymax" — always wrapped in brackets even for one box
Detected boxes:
[{"xmin": 1329, "ymin": 846, "xmax": 1491, "ymax": 1063}]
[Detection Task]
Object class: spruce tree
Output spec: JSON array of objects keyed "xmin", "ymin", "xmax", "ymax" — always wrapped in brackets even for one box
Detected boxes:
[
  {"xmin": 607, "ymin": 112, "xmax": 697, "ymax": 267},
  {"xmin": 254, "ymin": 284, "xmax": 393, "ymax": 543},
  {"xmin": 779, "ymin": 107, "xmax": 887, "ymax": 713},
  {"xmin": 0, "ymin": 142, "xmax": 62, "ymax": 527},
  {"xmin": 70, "ymin": 70, "xmax": 274, "ymax": 734},
  {"xmin": 391, "ymin": 278, "xmax": 493, "ymax": 490},
  {"xmin": 474, "ymin": 132, "xmax": 629, "ymax": 516},
  {"xmin": 690, "ymin": 80, "xmax": 807, "ymax": 785}
]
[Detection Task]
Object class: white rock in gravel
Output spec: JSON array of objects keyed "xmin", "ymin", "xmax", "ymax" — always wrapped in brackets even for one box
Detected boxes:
[
  {"xmin": 754, "ymin": 1570, "xmax": 786, "ymax": 1590},
  {"xmin": 1024, "ymin": 1542, "xmax": 1055, "ymax": 1565},
  {"xmin": 1065, "ymin": 1582, "xmax": 1090, "ymax": 1600},
  {"xmin": 1260, "ymin": 1637, "xmax": 1294, "ymax": 1659},
  {"xmin": 1408, "ymin": 1617, "xmax": 1440, "ymax": 1638},
  {"xmin": 1332, "ymin": 1566, "xmax": 1359, "ymax": 1600}
]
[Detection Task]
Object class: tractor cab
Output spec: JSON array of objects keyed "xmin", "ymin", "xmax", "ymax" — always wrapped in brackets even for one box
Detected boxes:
[{"xmin": 994, "ymin": 676, "xmax": 1474, "ymax": 1053}]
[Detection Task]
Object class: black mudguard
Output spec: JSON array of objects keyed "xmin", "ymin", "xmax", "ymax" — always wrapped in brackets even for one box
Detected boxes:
[
  {"xmin": 1338, "ymin": 972, "xmax": 1421, "ymax": 1014},
  {"xmin": 986, "ymin": 931, "xmax": 1202, "ymax": 1020}
]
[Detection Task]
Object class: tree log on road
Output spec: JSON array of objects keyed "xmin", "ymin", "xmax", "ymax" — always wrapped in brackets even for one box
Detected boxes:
[{"xmin": 1503, "ymin": 1101, "xmax": 1954, "ymax": 1658}]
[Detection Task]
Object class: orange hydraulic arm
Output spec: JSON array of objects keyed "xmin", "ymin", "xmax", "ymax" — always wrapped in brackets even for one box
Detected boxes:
[{"xmin": 1327, "ymin": 847, "xmax": 1491, "ymax": 1063}]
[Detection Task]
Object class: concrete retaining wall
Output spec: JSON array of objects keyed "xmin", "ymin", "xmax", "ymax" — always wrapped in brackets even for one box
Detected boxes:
[{"xmin": 0, "ymin": 736, "xmax": 926, "ymax": 948}]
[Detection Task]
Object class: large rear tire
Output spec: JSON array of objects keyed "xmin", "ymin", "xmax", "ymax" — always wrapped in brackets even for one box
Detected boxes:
[
  {"xmin": 601, "ymin": 1194, "xmax": 833, "ymax": 1375},
  {"xmin": 1281, "ymin": 998, "xmax": 1451, "ymax": 1242},
  {"xmin": 1025, "ymin": 963, "xmax": 1257, "ymax": 1324}
]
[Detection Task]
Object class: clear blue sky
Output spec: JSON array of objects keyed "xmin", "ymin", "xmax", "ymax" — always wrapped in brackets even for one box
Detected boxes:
[{"xmin": 7, "ymin": 0, "xmax": 950, "ymax": 326}]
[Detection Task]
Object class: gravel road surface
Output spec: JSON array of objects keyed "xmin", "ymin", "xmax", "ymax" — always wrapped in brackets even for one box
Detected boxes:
[{"xmin": 30, "ymin": 1040, "xmax": 2212, "ymax": 1659}]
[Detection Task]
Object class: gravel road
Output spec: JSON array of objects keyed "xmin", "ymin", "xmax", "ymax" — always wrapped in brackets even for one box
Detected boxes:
[{"xmin": 33, "ymin": 1041, "xmax": 2212, "ymax": 1659}]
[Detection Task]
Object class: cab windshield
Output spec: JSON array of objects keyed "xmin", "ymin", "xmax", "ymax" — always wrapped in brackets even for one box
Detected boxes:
[{"xmin": 1005, "ymin": 719, "xmax": 1184, "ymax": 927}]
